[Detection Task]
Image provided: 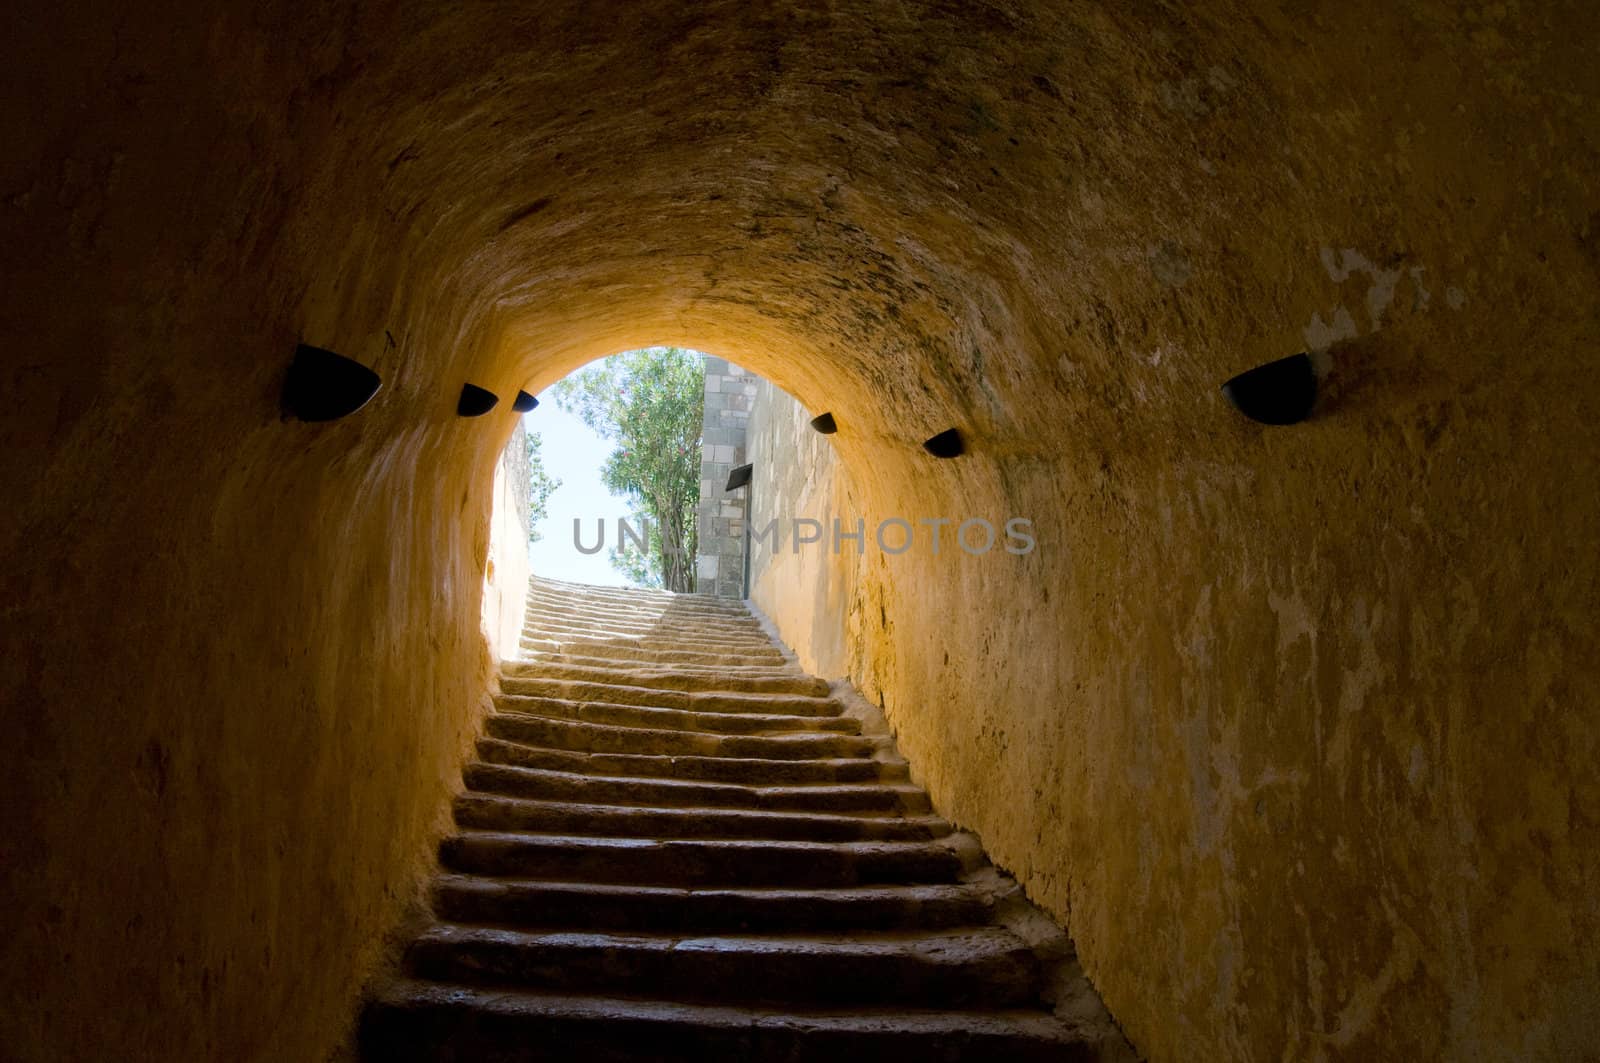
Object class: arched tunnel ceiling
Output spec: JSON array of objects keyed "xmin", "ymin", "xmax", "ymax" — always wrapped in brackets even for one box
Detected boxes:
[{"xmin": 284, "ymin": 0, "xmax": 1438, "ymax": 457}]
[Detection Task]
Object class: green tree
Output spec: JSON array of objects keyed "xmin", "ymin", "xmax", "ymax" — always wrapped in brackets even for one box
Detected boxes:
[
  {"xmin": 608, "ymin": 503, "xmax": 668, "ymax": 589},
  {"xmin": 553, "ymin": 347, "xmax": 704, "ymax": 590},
  {"xmin": 524, "ymin": 429, "xmax": 561, "ymax": 543}
]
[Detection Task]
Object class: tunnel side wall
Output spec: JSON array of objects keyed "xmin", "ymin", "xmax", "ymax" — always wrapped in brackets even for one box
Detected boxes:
[
  {"xmin": 483, "ymin": 423, "xmax": 534, "ymax": 660},
  {"xmin": 746, "ymin": 378, "xmax": 856, "ymax": 678},
  {"xmin": 0, "ymin": 10, "xmax": 512, "ymax": 1059}
]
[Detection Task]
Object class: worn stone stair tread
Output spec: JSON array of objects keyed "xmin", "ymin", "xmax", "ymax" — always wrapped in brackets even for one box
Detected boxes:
[
  {"xmin": 440, "ymin": 831, "xmax": 968, "ymax": 886},
  {"xmin": 526, "ymin": 600, "xmax": 761, "ymax": 619},
  {"xmin": 464, "ymin": 762, "xmax": 930, "ymax": 813},
  {"xmin": 499, "ymin": 681, "xmax": 838, "ymax": 714},
  {"xmin": 411, "ymin": 922, "xmax": 1027, "ymax": 953},
  {"xmin": 498, "ymin": 677, "xmax": 840, "ymax": 715},
  {"xmin": 528, "ymin": 593, "xmax": 750, "ymax": 612},
  {"xmin": 526, "ymin": 614, "xmax": 760, "ymax": 631},
  {"xmin": 504, "ymin": 661, "xmax": 828, "ymax": 696},
  {"xmin": 406, "ymin": 923, "xmax": 1041, "ymax": 1006},
  {"xmin": 485, "ymin": 712, "xmax": 876, "ymax": 759},
  {"xmin": 522, "ymin": 623, "xmax": 781, "ymax": 647},
  {"xmin": 453, "ymin": 793, "xmax": 952, "ymax": 840},
  {"xmin": 513, "ymin": 651, "xmax": 807, "ymax": 677},
  {"xmin": 524, "ymin": 624, "xmax": 768, "ymax": 640},
  {"xmin": 365, "ymin": 580, "xmax": 1130, "ymax": 1060},
  {"xmin": 429, "ymin": 875, "xmax": 994, "ymax": 931},
  {"xmin": 521, "ymin": 631, "xmax": 780, "ymax": 655},
  {"xmin": 492, "ymin": 693, "xmax": 861, "ymax": 735},
  {"xmin": 524, "ymin": 600, "xmax": 754, "ymax": 624},
  {"xmin": 523, "ymin": 611, "xmax": 768, "ymax": 636},
  {"xmin": 518, "ymin": 649, "xmax": 792, "ymax": 672},
  {"xmin": 515, "ymin": 646, "xmax": 806, "ymax": 672},
  {"xmin": 508, "ymin": 655, "xmax": 817, "ymax": 680},
  {"xmin": 442, "ymin": 831, "xmax": 962, "ymax": 855},
  {"xmin": 520, "ymin": 629, "xmax": 775, "ymax": 650},
  {"xmin": 486, "ymin": 712, "xmax": 880, "ymax": 761},
  {"xmin": 526, "ymin": 596, "xmax": 764, "ymax": 618},
  {"xmin": 520, "ymin": 637, "xmax": 788, "ymax": 668},
  {"xmin": 475, "ymin": 739, "xmax": 909, "ymax": 783},
  {"xmin": 362, "ymin": 979, "xmax": 1091, "ymax": 1062},
  {"xmin": 527, "ymin": 583, "xmax": 754, "ymax": 615}
]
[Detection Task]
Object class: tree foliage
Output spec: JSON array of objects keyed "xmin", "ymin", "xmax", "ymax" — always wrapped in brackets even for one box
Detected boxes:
[
  {"xmin": 608, "ymin": 504, "xmax": 668, "ymax": 589},
  {"xmin": 553, "ymin": 347, "xmax": 704, "ymax": 590}
]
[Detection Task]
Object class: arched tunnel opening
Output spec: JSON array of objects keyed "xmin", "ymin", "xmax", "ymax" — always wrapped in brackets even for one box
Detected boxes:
[{"xmin": 3, "ymin": 2, "xmax": 1599, "ymax": 1061}]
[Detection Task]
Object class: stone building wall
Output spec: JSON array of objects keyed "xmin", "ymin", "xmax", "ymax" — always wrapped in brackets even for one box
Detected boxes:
[
  {"xmin": 744, "ymin": 379, "xmax": 852, "ymax": 675},
  {"xmin": 695, "ymin": 356, "xmax": 758, "ymax": 597},
  {"xmin": 480, "ymin": 422, "xmax": 532, "ymax": 659}
]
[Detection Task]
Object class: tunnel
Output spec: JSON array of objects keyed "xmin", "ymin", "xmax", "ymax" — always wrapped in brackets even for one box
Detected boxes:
[{"xmin": 3, "ymin": 2, "xmax": 1599, "ymax": 1060}]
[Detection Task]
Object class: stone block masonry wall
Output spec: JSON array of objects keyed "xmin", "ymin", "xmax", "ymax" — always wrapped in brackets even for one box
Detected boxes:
[{"xmin": 695, "ymin": 355, "xmax": 758, "ymax": 597}]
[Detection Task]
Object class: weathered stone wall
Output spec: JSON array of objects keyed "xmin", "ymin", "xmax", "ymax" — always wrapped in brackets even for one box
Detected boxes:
[
  {"xmin": 3, "ymin": 3, "xmax": 1598, "ymax": 1062},
  {"xmin": 695, "ymin": 356, "xmax": 758, "ymax": 597},
  {"xmin": 745, "ymin": 379, "xmax": 854, "ymax": 678},
  {"xmin": 482, "ymin": 422, "xmax": 533, "ymax": 659}
]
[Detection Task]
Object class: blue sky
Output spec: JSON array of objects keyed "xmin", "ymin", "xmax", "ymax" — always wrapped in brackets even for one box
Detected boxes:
[{"xmin": 522, "ymin": 387, "xmax": 637, "ymax": 587}]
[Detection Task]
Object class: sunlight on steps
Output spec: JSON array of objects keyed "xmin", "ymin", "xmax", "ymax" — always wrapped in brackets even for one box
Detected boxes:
[{"xmin": 360, "ymin": 576, "xmax": 1135, "ymax": 1062}]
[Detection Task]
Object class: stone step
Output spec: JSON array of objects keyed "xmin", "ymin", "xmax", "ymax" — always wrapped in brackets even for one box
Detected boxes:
[
  {"xmin": 522, "ymin": 608, "xmax": 768, "ymax": 631},
  {"xmin": 406, "ymin": 924, "xmax": 1042, "ymax": 1008},
  {"xmin": 492, "ymin": 694, "xmax": 860, "ymax": 737},
  {"xmin": 520, "ymin": 623, "xmax": 774, "ymax": 649},
  {"xmin": 429, "ymin": 876, "xmax": 994, "ymax": 933},
  {"xmin": 520, "ymin": 636, "xmax": 787, "ymax": 668},
  {"xmin": 520, "ymin": 619, "xmax": 771, "ymax": 647},
  {"xmin": 524, "ymin": 600, "xmax": 762, "ymax": 623},
  {"xmin": 464, "ymin": 762, "xmax": 930, "ymax": 814},
  {"xmin": 529, "ymin": 578, "xmax": 751, "ymax": 605},
  {"xmin": 363, "ymin": 579, "xmax": 1127, "ymax": 1063},
  {"xmin": 439, "ymin": 832, "xmax": 969, "ymax": 887},
  {"xmin": 526, "ymin": 599, "xmax": 756, "ymax": 624},
  {"xmin": 475, "ymin": 739, "xmax": 909, "ymax": 785},
  {"xmin": 453, "ymin": 793, "xmax": 951, "ymax": 842},
  {"xmin": 498, "ymin": 676, "xmax": 840, "ymax": 716},
  {"xmin": 523, "ymin": 602, "xmax": 767, "ymax": 634},
  {"xmin": 524, "ymin": 614, "xmax": 763, "ymax": 640},
  {"xmin": 503, "ymin": 659, "xmax": 828, "ymax": 696},
  {"xmin": 361, "ymin": 980, "xmax": 1094, "ymax": 1063},
  {"xmin": 528, "ymin": 581, "xmax": 754, "ymax": 617},
  {"xmin": 521, "ymin": 627, "xmax": 781, "ymax": 656},
  {"xmin": 486, "ymin": 712, "xmax": 879, "ymax": 761},
  {"xmin": 516, "ymin": 649, "xmax": 806, "ymax": 680}
]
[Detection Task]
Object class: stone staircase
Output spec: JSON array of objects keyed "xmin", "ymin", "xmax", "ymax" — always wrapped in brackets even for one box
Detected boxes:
[{"xmin": 360, "ymin": 577, "xmax": 1135, "ymax": 1062}]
